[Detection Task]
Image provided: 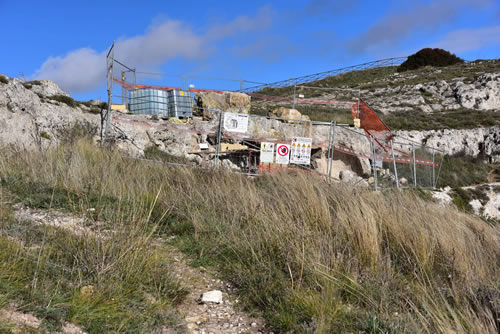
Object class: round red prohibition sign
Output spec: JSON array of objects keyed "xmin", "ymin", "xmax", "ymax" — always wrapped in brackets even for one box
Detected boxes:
[{"xmin": 277, "ymin": 145, "xmax": 289, "ymax": 156}]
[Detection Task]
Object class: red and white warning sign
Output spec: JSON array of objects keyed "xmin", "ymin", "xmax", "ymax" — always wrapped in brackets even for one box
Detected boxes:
[
  {"xmin": 290, "ymin": 137, "xmax": 312, "ymax": 165},
  {"xmin": 276, "ymin": 144, "xmax": 290, "ymax": 165}
]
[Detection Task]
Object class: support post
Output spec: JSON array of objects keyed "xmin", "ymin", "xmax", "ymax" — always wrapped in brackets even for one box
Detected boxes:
[
  {"xmin": 214, "ymin": 110, "xmax": 223, "ymax": 168},
  {"xmin": 371, "ymin": 136, "xmax": 378, "ymax": 190},
  {"xmin": 292, "ymin": 84, "xmax": 297, "ymax": 109},
  {"xmin": 104, "ymin": 41, "xmax": 115, "ymax": 143},
  {"xmin": 434, "ymin": 154, "xmax": 445, "ymax": 189},
  {"xmin": 182, "ymin": 75, "xmax": 187, "ymax": 91},
  {"xmin": 121, "ymin": 71, "xmax": 127, "ymax": 105},
  {"xmin": 326, "ymin": 122, "xmax": 332, "ymax": 178},
  {"xmin": 432, "ymin": 149, "xmax": 436, "ymax": 188},
  {"xmin": 390, "ymin": 140, "xmax": 399, "ymax": 188},
  {"xmin": 240, "ymin": 80, "xmax": 244, "ymax": 92},
  {"xmin": 133, "ymin": 69, "xmax": 137, "ymax": 91},
  {"xmin": 329, "ymin": 121, "xmax": 336, "ymax": 178},
  {"xmin": 412, "ymin": 143, "xmax": 417, "ymax": 187},
  {"xmin": 357, "ymin": 90, "xmax": 361, "ymax": 118}
]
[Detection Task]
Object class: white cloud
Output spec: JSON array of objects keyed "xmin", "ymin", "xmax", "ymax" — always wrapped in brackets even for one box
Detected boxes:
[
  {"xmin": 432, "ymin": 25, "xmax": 500, "ymax": 53},
  {"xmin": 34, "ymin": 48, "xmax": 104, "ymax": 93},
  {"xmin": 33, "ymin": 7, "xmax": 272, "ymax": 93},
  {"xmin": 347, "ymin": 0, "xmax": 494, "ymax": 54}
]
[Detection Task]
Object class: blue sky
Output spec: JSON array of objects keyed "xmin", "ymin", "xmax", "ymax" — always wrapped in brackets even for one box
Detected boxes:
[{"xmin": 1, "ymin": 0, "xmax": 499, "ymax": 101}]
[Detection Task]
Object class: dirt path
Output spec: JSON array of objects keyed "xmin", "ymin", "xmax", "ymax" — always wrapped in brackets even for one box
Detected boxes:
[
  {"xmin": 164, "ymin": 242, "xmax": 266, "ymax": 334},
  {"xmin": 11, "ymin": 205, "xmax": 268, "ymax": 334}
]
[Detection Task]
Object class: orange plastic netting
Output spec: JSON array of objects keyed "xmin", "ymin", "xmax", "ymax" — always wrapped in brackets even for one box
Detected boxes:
[{"xmin": 352, "ymin": 99, "xmax": 393, "ymax": 148}]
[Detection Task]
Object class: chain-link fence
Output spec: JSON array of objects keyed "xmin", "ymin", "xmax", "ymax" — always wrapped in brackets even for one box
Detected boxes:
[{"xmin": 109, "ymin": 107, "xmax": 443, "ymax": 190}]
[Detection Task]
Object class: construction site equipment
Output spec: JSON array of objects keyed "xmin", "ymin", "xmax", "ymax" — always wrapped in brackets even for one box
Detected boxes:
[
  {"xmin": 167, "ymin": 90, "xmax": 193, "ymax": 118},
  {"xmin": 129, "ymin": 89, "xmax": 169, "ymax": 117}
]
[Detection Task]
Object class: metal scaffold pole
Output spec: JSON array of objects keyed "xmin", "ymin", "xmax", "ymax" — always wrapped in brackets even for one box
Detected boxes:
[
  {"xmin": 412, "ymin": 143, "xmax": 417, "ymax": 187},
  {"xmin": 104, "ymin": 41, "xmax": 115, "ymax": 143},
  {"xmin": 121, "ymin": 71, "xmax": 126, "ymax": 105},
  {"xmin": 390, "ymin": 140, "xmax": 399, "ymax": 188},
  {"xmin": 215, "ymin": 110, "xmax": 223, "ymax": 168},
  {"xmin": 328, "ymin": 122, "xmax": 336, "ymax": 178},
  {"xmin": 432, "ymin": 150, "xmax": 436, "ymax": 188},
  {"xmin": 371, "ymin": 136, "xmax": 378, "ymax": 191},
  {"xmin": 434, "ymin": 154, "xmax": 445, "ymax": 189}
]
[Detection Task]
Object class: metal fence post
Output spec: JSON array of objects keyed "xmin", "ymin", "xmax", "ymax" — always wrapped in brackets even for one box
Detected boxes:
[
  {"xmin": 326, "ymin": 122, "xmax": 332, "ymax": 179},
  {"xmin": 371, "ymin": 136, "xmax": 378, "ymax": 190},
  {"xmin": 133, "ymin": 69, "xmax": 136, "ymax": 91},
  {"xmin": 215, "ymin": 110, "xmax": 223, "ymax": 168},
  {"xmin": 182, "ymin": 75, "xmax": 187, "ymax": 91},
  {"xmin": 239, "ymin": 80, "xmax": 244, "ymax": 92},
  {"xmin": 390, "ymin": 140, "xmax": 399, "ymax": 188},
  {"xmin": 326, "ymin": 121, "xmax": 336, "ymax": 179},
  {"xmin": 412, "ymin": 143, "xmax": 417, "ymax": 187},
  {"xmin": 434, "ymin": 154, "xmax": 445, "ymax": 189},
  {"xmin": 104, "ymin": 41, "xmax": 115, "ymax": 143},
  {"xmin": 329, "ymin": 121, "xmax": 336, "ymax": 178},
  {"xmin": 432, "ymin": 149, "xmax": 436, "ymax": 188},
  {"xmin": 292, "ymin": 84, "xmax": 297, "ymax": 109}
]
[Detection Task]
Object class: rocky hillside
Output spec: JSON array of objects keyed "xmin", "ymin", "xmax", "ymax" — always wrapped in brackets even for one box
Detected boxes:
[
  {"xmin": 255, "ymin": 59, "xmax": 500, "ymax": 130},
  {"xmin": 1, "ymin": 59, "xmax": 499, "ymax": 221}
]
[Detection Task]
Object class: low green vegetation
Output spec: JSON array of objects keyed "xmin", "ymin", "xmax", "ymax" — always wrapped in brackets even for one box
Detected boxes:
[
  {"xmin": 0, "ymin": 74, "xmax": 8, "ymax": 84},
  {"xmin": 382, "ymin": 109, "xmax": 500, "ymax": 131},
  {"xmin": 0, "ymin": 140, "xmax": 498, "ymax": 333},
  {"xmin": 437, "ymin": 153, "xmax": 495, "ymax": 188},
  {"xmin": 49, "ymin": 95, "xmax": 77, "ymax": 108},
  {"xmin": 22, "ymin": 80, "xmax": 42, "ymax": 89},
  {"xmin": 0, "ymin": 144, "xmax": 187, "ymax": 332},
  {"xmin": 77, "ymin": 100, "xmax": 108, "ymax": 114}
]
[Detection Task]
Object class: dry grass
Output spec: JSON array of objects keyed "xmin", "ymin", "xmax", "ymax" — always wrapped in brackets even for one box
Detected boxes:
[{"xmin": 0, "ymin": 140, "xmax": 498, "ymax": 333}]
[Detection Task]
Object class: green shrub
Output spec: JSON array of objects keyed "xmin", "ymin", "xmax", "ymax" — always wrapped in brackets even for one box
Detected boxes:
[
  {"xmin": 22, "ymin": 80, "xmax": 42, "ymax": 89},
  {"xmin": 50, "ymin": 95, "xmax": 77, "ymax": 108},
  {"xmin": 77, "ymin": 100, "xmax": 107, "ymax": 114},
  {"xmin": 398, "ymin": 48, "xmax": 464, "ymax": 72},
  {"xmin": 0, "ymin": 74, "xmax": 8, "ymax": 84},
  {"xmin": 451, "ymin": 187, "xmax": 473, "ymax": 213},
  {"xmin": 437, "ymin": 153, "xmax": 491, "ymax": 188},
  {"xmin": 59, "ymin": 122, "xmax": 98, "ymax": 145},
  {"xmin": 40, "ymin": 131, "xmax": 51, "ymax": 140}
]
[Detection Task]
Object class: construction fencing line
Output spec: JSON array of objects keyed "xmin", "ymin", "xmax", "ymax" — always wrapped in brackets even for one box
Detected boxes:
[
  {"xmin": 241, "ymin": 57, "xmax": 408, "ymax": 92},
  {"xmin": 113, "ymin": 78, "xmax": 357, "ymax": 106},
  {"xmin": 247, "ymin": 93, "xmax": 357, "ymax": 106},
  {"xmin": 113, "ymin": 114, "xmax": 437, "ymax": 166}
]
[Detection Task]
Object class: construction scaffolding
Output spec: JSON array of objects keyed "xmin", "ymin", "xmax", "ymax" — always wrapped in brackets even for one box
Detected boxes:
[{"xmin": 104, "ymin": 43, "xmax": 444, "ymax": 190}]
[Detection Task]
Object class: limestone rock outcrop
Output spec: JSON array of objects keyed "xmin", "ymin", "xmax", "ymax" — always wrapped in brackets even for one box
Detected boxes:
[
  {"xmin": 397, "ymin": 126, "xmax": 500, "ymax": 162},
  {"xmin": 270, "ymin": 107, "xmax": 310, "ymax": 123},
  {"xmin": 195, "ymin": 91, "xmax": 251, "ymax": 120}
]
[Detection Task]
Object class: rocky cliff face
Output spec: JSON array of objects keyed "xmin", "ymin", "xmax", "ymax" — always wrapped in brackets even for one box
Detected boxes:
[
  {"xmin": 0, "ymin": 76, "xmax": 99, "ymax": 151},
  {"xmin": 363, "ymin": 72, "xmax": 500, "ymax": 114},
  {"xmin": 397, "ymin": 127, "xmax": 500, "ymax": 163}
]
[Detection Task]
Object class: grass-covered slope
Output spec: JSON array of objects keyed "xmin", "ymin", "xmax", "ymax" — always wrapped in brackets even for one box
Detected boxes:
[{"xmin": 0, "ymin": 141, "xmax": 499, "ymax": 333}]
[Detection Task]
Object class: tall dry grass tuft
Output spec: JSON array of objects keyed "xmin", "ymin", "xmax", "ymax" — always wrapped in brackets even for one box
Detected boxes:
[{"xmin": 0, "ymin": 139, "xmax": 498, "ymax": 333}]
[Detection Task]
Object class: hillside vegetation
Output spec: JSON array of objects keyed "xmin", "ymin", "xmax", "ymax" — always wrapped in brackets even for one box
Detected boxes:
[
  {"xmin": 0, "ymin": 139, "xmax": 498, "ymax": 333},
  {"xmin": 252, "ymin": 59, "xmax": 500, "ymax": 130}
]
